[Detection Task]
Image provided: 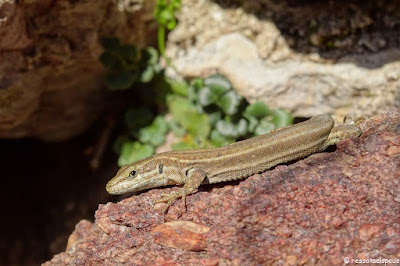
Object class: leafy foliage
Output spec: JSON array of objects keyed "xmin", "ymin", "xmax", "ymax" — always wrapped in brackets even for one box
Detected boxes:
[
  {"xmin": 167, "ymin": 94, "xmax": 210, "ymax": 140},
  {"xmin": 100, "ymin": 38, "xmax": 161, "ymax": 90},
  {"xmin": 100, "ymin": 2, "xmax": 294, "ymax": 166},
  {"xmin": 168, "ymin": 74, "xmax": 293, "ymax": 149},
  {"xmin": 113, "ymin": 70, "xmax": 293, "ymax": 166},
  {"xmin": 124, "ymin": 107, "xmax": 154, "ymax": 132},
  {"xmin": 118, "ymin": 141, "xmax": 154, "ymax": 166},
  {"xmin": 137, "ymin": 116, "xmax": 168, "ymax": 147}
]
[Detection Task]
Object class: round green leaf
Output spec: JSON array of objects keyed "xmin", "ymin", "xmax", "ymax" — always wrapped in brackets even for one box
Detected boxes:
[
  {"xmin": 204, "ymin": 74, "xmax": 232, "ymax": 99},
  {"xmin": 217, "ymin": 90, "xmax": 242, "ymax": 115},
  {"xmin": 112, "ymin": 135, "xmax": 130, "ymax": 154},
  {"xmin": 99, "ymin": 51, "xmax": 119, "ymax": 69},
  {"xmin": 158, "ymin": 9, "xmax": 174, "ymax": 25},
  {"xmin": 243, "ymin": 101, "xmax": 270, "ymax": 119},
  {"xmin": 167, "ymin": 78, "xmax": 188, "ymax": 96},
  {"xmin": 168, "ymin": 118, "xmax": 186, "ymax": 137},
  {"xmin": 170, "ymin": 0, "xmax": 182, "ymax": 9},
  {"xmin": 124, "ymin": 107, "xmax": 154, "ymax": 132},
  {"xmin": 204, "ymin": 74, "xmax": 232, "ymax": 91},
  {"xmin": 216, "ymin": 120, "xmax": 236, "ymax": 137},
  {"xmin": 198, "ymin": 86, "xmax": 213, "ymax": 106},
  {"xmin": 167, "ymin": 95, "xmax": 210, "ymax": 139},
  {"xmin": 138, "ymin": 116, "xmax": 168, "ymax": 147},
  {"xmin": 142, "ymin": 47, "xmax": 159, "ymax": 65},
  {"xmin": 236, "ymin": 118, "xmax": 248, "ymax": 137},
  {"xmin": 247, "ymin": 116, "xmax": 259, "ymax": 133},
  {"xmin": 254, "ymin": 118, "xmax": 275, "ymax": 136},
  {"xmin": 100, "ymin": 51, "xmax": 126, "ymax": 71},
  {"xmin": 172, "ymin": 141, "xmax": 196, "ymax": 151},
  {"xmin": 117, "ymin": 44, "xmax": 137, "ymax": 63},
  {"xmin": 118, "ymin": 141, "xmax": 154, "ymax": 166},
  {"xmin": 105, "ymin": 71, "xmax": 136, "ymax": 90},
  {"xmin": 172, "ymin": 133, "xmax": 213, "ymax": 150},
  {"xmin": 190, "ymin": 78, "xmax": 204, "ymax": 90},
  {"xmin": 187, "ymin": 86, "xmax": 197, "ymax": 102},
  {"xmin": 210, "ymin": 130, "xmax": 235, "ymax": 147},
  {"xmin": 140, "ymin": 66, "xmax": 154, "ymax": 83},
  {"xmin": 185, "ymin": 112, "xmax": 209, "ymax": 139},
  {"xmin": 207, "ymin": 112, "xmax": 222, "ymax": 127},
  {"xmin": 167, "ymin": 19, "xmax": 177, "ymax": 30},
  {"xmin": 272, "ymin": 109, "xmax": 293, "ymax": 128},
  {"xmin": 101, "ymin": 37, "xmax": 120, "ymax": 51},
  {"xmin": 152, "ymin": 63, "xmax": 163, "ymax": 74},
  {"xmin": 172, "ymin": 134, "xmax": 200, "ymax": 150},
  {"xmin": 195, "ymin": 103, "xmax": 204, "ymax": 114}
]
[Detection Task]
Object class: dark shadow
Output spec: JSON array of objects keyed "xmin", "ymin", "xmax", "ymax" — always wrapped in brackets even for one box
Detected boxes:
[
  {"xmin": 213, "ymin": 0, "xmax": 400, "ymax": 68},
  {"xmin": 0, "ymin": 122, "xmax": 118, "ymax": 265}
]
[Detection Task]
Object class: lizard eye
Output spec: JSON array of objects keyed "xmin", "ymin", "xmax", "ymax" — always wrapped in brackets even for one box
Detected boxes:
[{"xmin": 129, "ymin": 170, "xmax": 136, "ymax": 177}]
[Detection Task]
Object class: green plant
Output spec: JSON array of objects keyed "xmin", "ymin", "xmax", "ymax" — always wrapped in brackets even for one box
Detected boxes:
[
  {"xmin": 100, "ymin": 5, "xmax": 293, "ymax": 167},
  {"xmin": 165, "ymin": 74, "xmax": 293, "ymax": 150},
  {"xmin": 100, "ymin": 38, "xmax": 161, "ymax": 90},
  {"xmin": 113, "ymin": 72, "xmax": 293, "ymax": 166},
  {"xmin": 154, "ymin": 0, "xmax": 182, "ymax": 56},
  {"xmin": 114, "ymin": 108, "xmax": 169, "ymax": 166},
  {"xmin": 99, "ymin": 36, "xmax": 168, "ymax": 166}
]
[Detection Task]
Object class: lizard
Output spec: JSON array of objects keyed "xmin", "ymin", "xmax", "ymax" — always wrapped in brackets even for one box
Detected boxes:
[{"xmin": 106, "ymin": 114, "xmax": 362, "ymax": 213}]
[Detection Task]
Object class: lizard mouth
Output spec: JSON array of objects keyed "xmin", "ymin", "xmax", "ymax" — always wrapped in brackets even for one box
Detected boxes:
[
  {"xmin": 106, "ymin": 176, "xmax": 132, "ymax": 195},
  {"xmin": 106, "ymin": 175, "xmax": 152, "ymax": 195},
  {"xmin": 106, "ymin": 180, "xmax": 120, "ymax": 195}
]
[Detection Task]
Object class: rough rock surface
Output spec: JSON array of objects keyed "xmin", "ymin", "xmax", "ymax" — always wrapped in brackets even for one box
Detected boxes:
[
  {"xmin": 44, "ymin": 108, "xmax": 400, "ymax": 265},
  {"xmin": 166, "ymin": 0, "xmax": 400, "ymax": 120},
  {"xmin": 0, "ymin": 0, "xmax": 157, "ymax": 141}
]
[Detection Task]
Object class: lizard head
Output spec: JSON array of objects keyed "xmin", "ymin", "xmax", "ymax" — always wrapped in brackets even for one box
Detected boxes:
[{"xmin": 106, "ymin": 156, "xmax": 168, "ymax": 195}]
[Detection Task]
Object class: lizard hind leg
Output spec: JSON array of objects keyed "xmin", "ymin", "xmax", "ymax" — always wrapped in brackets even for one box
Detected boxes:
[
  {"xmin": 155, "ymin": 169, "xmax": 207, "ymax": 213},
  {"xmin": 322, "ymin": 117, "xmax": 363, "ymax": 150}
]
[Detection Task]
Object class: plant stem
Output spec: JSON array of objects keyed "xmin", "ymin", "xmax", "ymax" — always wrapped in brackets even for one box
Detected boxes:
[{"xmin": 158, "ymin": 26, "xmax": 165, "ymax": 56}]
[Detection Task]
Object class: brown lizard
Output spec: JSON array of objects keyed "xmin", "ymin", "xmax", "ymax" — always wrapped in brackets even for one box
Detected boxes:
[{"xmin": 106, "ymin": 114, "xmax": 362, "ymax": 212}]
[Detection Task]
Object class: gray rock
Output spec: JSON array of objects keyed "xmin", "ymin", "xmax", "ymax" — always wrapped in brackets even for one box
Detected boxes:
[
  {"xmin": 169, "ymin": 32, "xmax": 400, "ymax": 120},
  {"xmin": 166, "ymin": 0, "xmax": 400, "ymax": 121}
]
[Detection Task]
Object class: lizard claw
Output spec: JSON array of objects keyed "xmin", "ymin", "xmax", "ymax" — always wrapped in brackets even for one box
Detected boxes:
[
  {"xmin": 344, "ymin": 115, "xmax": 365, "ymax": 127},
  {"xmin": 154, "ymin": 169, "xmax": 206, "ymax": 213},
  {"xmin": 155, "ymin": 190, "xmax": 187, "ymax": 213}
]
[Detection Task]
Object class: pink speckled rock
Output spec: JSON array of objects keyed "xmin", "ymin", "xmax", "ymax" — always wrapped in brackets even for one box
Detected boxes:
[{"xmin": 44, "ymin": 108, "xmax": 400, "ymax": 265}]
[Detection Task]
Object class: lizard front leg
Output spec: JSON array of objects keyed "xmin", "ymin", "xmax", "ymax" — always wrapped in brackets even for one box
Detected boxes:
[{"xmin": 155, "ymin": 169, "xmax": 207, "ymax": 213}]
